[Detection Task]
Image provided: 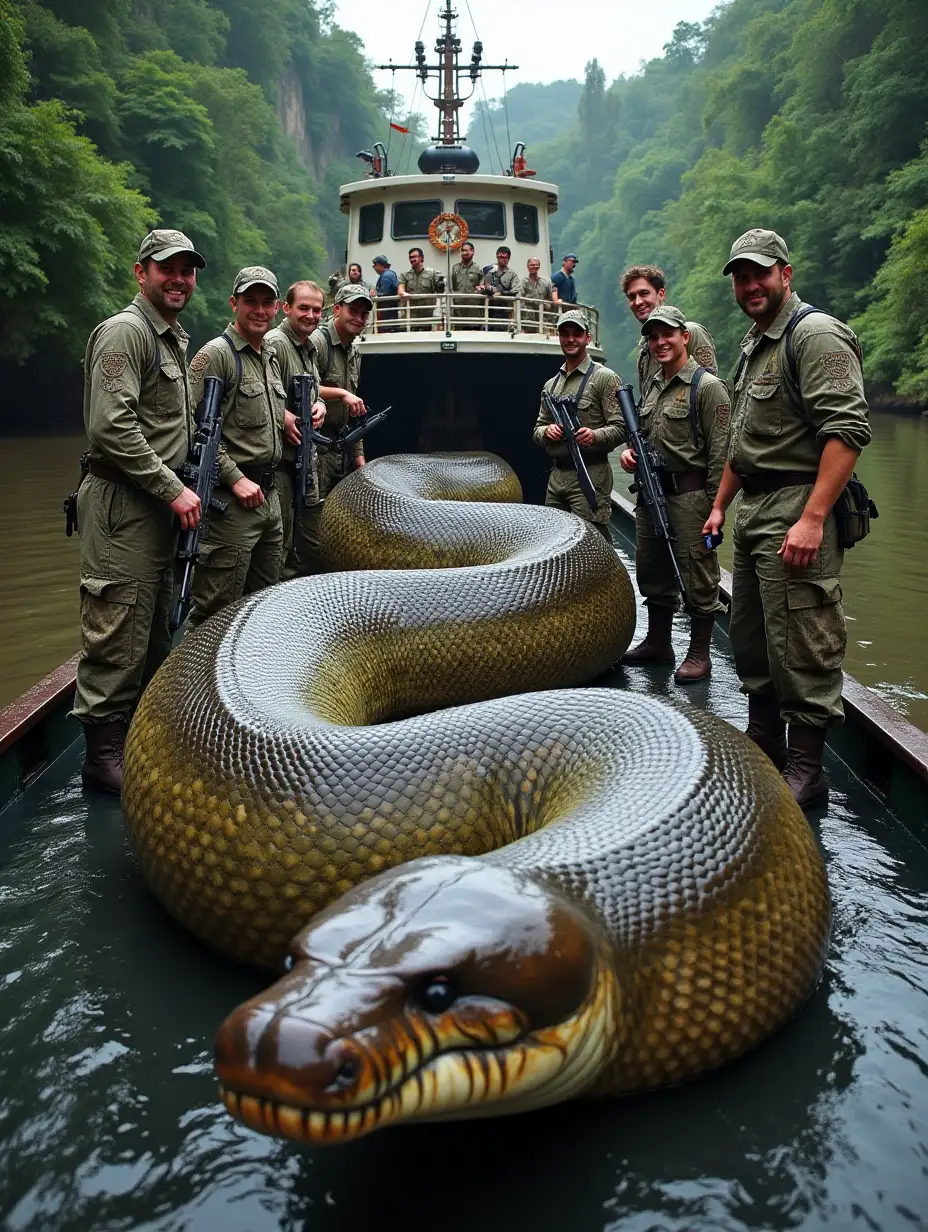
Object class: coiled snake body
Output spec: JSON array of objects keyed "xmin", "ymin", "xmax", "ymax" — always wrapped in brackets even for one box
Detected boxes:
[{"xmin": 123, "ymin": 453, "xmax": 830, "ymax": 1145}]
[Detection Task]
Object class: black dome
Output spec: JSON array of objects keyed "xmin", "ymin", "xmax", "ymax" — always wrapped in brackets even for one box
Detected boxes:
[{"xmin": 417, "ymin": 145, "xmax": 480, "ymax": 175}]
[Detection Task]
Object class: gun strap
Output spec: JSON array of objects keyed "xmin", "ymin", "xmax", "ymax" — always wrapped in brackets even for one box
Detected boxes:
[
  {"xmin": 549, "ymin": 360, "xmax": 599, "ymax": 406},
  {"xmin": 219, "ymin": 333, "xmax": 244, "ymax": 400},
  {"xmin": 688, "ymin": 366, "xmax": 707, "ymax": 449},
  {"xmin": 124, "ymin": 304, "xmax": 163, "ymax": 381}
]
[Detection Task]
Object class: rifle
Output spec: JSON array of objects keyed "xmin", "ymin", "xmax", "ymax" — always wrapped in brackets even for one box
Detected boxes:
[
  {"xmin": 170, "ymin": 376, "xmax": 227, "ymax": 633},
  {"xmin": 315, "ymin": 407, "xmax": 391, "ymax": 475},
  {"xmin": 289, "ymin": 373, "xmax": 319, "ymax": 531},
  {"xmin": 617, "ymin": 383, "xmax": 687, "ymax": 600},
  {"xmin": 541, "ymin": 389, "xmax": 598, "ymax": 514}
]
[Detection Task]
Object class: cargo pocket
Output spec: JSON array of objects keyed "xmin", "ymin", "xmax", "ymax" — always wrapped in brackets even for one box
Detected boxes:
[
  {"xmin": 786, "ymin": 577, "xmax": 845, "ymax": 671},
  {"xmin": 80, "ymin": 576, "xmax": 139, "ymax": 668},
  {"xmin": 191, "ymin": 541, "xmax": 246, "ymax": 615},
  {"xmin": 233, "ymin": 380, "xmax": 267, "ymax": 428},
  {"xmin": 157, "ymin": 359, "xmax": 184, "ymax": 417},
  {"xmin": 662, "ymin": 399, "xmax": 693, "ymax": 445},
  {"xmin": 744, "ymin": 377, "xmax": 781, "ymax": 436}
]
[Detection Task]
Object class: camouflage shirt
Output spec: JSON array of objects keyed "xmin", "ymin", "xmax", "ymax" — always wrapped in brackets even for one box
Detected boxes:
[
  {"xmin": 520, "ymin": 275, "xmax": 554, "ymax": 301},
  {"xmin": 188, "ymin": 324, "xmax": 285, "ymax": 487},
  {"xmin": 637, "ymin": 319, "xmax": 717, "ymax": 401},
  {"xmin": 82, "ymin": 292, "xmax": 193, "ymax": 504},
  {"xmin": 265, "ymin": 319, "xmax": 320, "ymax": 464},
  {"xmin": 728, "ymin": 292, "xmax": 871, "ymax": 475},
  {"xmin": 637, "ymin": 356, "xmax": 730, "ymax": 500},
  {"xmin": 400, "ymin": 267, "xmax": 443, "ymax": 295},
  {"xmin": 310, "ymin": 319, "xmax": 364, "ymax": 459},
  {"xmin": 483, "ymin": 266, "xmax": 522, "ymax": 296},
  {"xmin": 451, "ymin": 262, "xmax": 483, "ymax": 294},
  {"xmin": 533, "ymin": 356, "xmax": 623, "ymax": 459}
]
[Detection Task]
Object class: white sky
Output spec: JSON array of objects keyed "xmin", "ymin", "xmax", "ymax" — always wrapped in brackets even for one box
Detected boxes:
[{"xmin": 333, "ymin": 0, "xmax": 721, "ymax": 133}]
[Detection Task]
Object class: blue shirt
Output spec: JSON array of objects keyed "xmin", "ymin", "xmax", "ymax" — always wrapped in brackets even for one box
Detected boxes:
[
  {"xmin": 375, "ymin": 268, "xmax": 399, "ymax": 317},
  {"xmin": 551, "ymin": 269, "xmax": 577, "ymax": 303}
]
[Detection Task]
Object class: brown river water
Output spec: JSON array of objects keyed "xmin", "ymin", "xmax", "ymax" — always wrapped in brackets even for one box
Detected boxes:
[{"xmin": 1, "ymin": 412, "xmax": 926, "ymax": 730}]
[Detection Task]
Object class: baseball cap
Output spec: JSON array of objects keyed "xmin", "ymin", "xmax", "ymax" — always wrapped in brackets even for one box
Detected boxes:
[
  {"xmin": 232, "ymin": 266, "xmax": 279, "ymax": 296},
  {"xmin": 642, "ymin": 304, "xmax": 688, "ymax": 334},
  {"xmin": 372, "ymin": 255, "xmax": 390, "ymax": 266},
  {"xmin": 557, "ymin": 309, "xmax": 590, "ymax": 332},
  {"xmin": 334, "ymin": 284, "xmax": 373, "ymax": 307},
  {"xmin": 563, "ymin": 253, "xmax": 579, "ymax": 263},
  {"xmin": 138, "ymin": 228, "xmax": 206, "ymax": 268},
  {"xmin": 722, "ymin": 228, "xmax": 789, "ymax": 275}
]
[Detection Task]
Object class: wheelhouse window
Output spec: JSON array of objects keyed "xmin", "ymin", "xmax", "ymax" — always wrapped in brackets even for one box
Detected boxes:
[
  {"xmin": 455, "ymin": 200, "xmax": 506, "ymax": 239},
  {"xmin": 392, "ymin": 200, "xmax": 443, "ymax": 239},
  {"xmin": 513, "ymin": 203, "xmax": 539, "ymax": 245},
  {"xmin": 358, "ymin": 203, "xmax": 384, "ymax": 244}
]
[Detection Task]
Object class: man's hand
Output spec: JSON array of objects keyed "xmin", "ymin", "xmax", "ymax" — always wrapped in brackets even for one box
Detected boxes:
[
  {"xmin": 284, "ymin": 410, "xmax": 301, "ymax": 446},
  {"xmin": 311, "ymin": 400, "xmax": 326, "ymax": 428},
  {"xmin": 354, "ymin": 455, "xmax": 366, "ymax": 469},
  {"xmin": 343, "ymin": 392, "xmax": 366, "ymax": 417},
  {"xmin": 170, "ymin": 486, "xmax": 202, "ymax": 531},
  {"xmin": 231, "ymin": 476, "xmax": 265, "ymax": 509},
  {"xmin": 575, "ymin": 426, "xmax": 594, "ymax": 447},
  {"xmin": 778, "ymin": 512, "xmax": 824, "ymax": 569},
  {"xmin": 545, "ymin": 423, "xmax": 564, "ymax": 442},
  {"xmin": 701, "ymin": 506, "xmax": 726, "ymax": 538},
  {"xmin": 619, "ymin": 447, "xmax": 637, "ymax": 474}
]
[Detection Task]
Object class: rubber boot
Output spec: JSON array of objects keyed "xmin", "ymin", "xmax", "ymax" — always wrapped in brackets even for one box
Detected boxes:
[
  {"xmin": 783, "ymin": 724, "xmax": 829, "ymax": 810},
  {"xmin": 673, "ymin": 615, "xmax": 714, "ymax": 684},
  {"xmin": 745, "ymin": 694, "xmax": 787, "ymax": 770},
  {"xmin": 80, "ymin": 719, "xmax": 127, "ymax": 796},
  {"xmin": 621, "ymin": 604, "xmax": 675, "ymax": 666}
]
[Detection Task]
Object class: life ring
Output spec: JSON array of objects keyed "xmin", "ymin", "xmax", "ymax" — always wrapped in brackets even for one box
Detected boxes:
[{"xmin": 429, "ymin": 212, "xmax": 469, "ymax": 252}]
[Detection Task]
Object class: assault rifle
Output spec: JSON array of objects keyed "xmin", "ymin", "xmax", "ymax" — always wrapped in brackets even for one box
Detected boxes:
[
  {"xmin": 170, "ymin": 376, "xmax": 227, "ymax": 632},
  {"xmin": 289, "ymin": 373, "xmax": 319, "ymax": 531},
  {"xmin": 316, "ymin": 406, "xmax": 391, "ymax": 474},
  {"xmin": 540, "ymin": 389, "xmax": 598, "ymax": 513},
  {"xmin": 617, "ymin": 383, "xmax": 686, "ymax": 600}
]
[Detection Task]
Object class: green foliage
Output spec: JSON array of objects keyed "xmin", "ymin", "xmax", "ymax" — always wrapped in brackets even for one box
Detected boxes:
[{"xmin": 468, "ymin": 80, "xmax": 584, "ymax": 172}]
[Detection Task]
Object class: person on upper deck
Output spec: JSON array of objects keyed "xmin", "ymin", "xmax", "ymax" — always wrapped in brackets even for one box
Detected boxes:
[
  {"xmin": 521, "ymin": 256, "xmax": 558, "ymax": 332},
  {"xmin": 371, "ymin": 256, "xmax": 399, "ymax": 333},
  {"xmin": 480, "ymin": 246, "xmax": 521, "ymax": 331},
  {"xmin": 621, "ymin": 264, "xmax": 717, "ymax": 403},
  {"xmin": 451, "ymin": 240, "xmax": 483, "ymax": 327},
  {"xmin": 551, "ymin": 253, "xmax": 579, "ymax": 305},
  {"xmin": 702, "ymin": 228, "xmax": 872, "ymax": 810},
  {"xmin": 399, "ymin": 248, "xmax": 442, "ymax": 331}
]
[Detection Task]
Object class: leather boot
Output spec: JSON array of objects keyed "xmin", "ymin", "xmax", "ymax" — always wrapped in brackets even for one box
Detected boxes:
[
  {"xmin": 745, "ymin": 694, "xmax": 787, "ymax": 770},
  {"xmin": 783, "ymin": 724, "xmax": 829, "ymax": 810},
  {"xmin": 81, "ymin": 719, "xmax": 127, "ymax": 796},
  {"xmin": 673, "ymin": 615, "xmax": 714, "ymax": 684},
  {"xmin": 621, "ymin": 604, "xmax": 675, "ymax": 666}
]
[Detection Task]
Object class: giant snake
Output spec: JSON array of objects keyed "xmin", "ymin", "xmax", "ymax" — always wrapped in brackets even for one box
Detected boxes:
[{"xmin": 123, "ymin": 452, "xmax": 830, "ymax": 1145}]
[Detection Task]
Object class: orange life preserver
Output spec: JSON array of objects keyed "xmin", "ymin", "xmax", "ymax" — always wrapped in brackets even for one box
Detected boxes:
[{"xmin": 428, "ymin": 212, "xmax": 469, "ymax": 252}]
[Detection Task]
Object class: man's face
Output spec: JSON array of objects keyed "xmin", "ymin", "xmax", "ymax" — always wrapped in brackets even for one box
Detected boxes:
[
  {"xmin": 527, "ymin": 258, "xmax": 540, "ymax": 277},
  {"xmin": 348, "ymin": 266, "xmax": 363, "ymax": 283},
  {"xmin": 334, "ymin": 301, "xmax": 371, "ymax": 338},
  {"xmin": 646, "ymin": 324, "xmax": 689, "ymax": 367},
  {"xmin": 373, "ymin": 262, "xmax": 387, "ymax": 277},
  {"xmin": 461, "ymin": 244, "xmax": 475, "ymax": 264},
  {"xmin": 624, "ymin": 277, "xmax": 664, "ymax": 323},
  {"xmin": 409, "ymin": 251, "xmax": 424, "ymax": 272},
  {"xmin": 230, "ymin": 287, "xmax": 278, "ymax": 338},
  {"xmin": 563, "ymin": 257, "xmax": 577, "ymax": 274},
  {"xmin": 283, "ymin": 289, "xmax": 324, "ymax": 338},
  {"xmin": 731, "ymin": 260, "xmax": 792, "ymax": 322},
  {"xmin": 136, "ymin": 255, "xmax": 197, "ymax": 316},
  {"xmin": 496, "ymin": 250, "xmax": 510, "ymax": 269},
  {"xmin": 558, "ymin": 323, "xmax": 589, "ymax": 359}
]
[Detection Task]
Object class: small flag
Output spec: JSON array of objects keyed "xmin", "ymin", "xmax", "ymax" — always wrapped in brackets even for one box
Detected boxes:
[{"xmin": 389, "ymin": 122, "xmax": 409, "ymax": 134}]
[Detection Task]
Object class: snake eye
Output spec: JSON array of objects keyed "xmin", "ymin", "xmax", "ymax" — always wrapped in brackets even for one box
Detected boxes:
[
  {"xmin": 417, "ymin": 976, "xmax": 456, "ymax": 1014},
  {"xmin": 282, "ymin": 953, "xmax": 296, "ymax": 973}
]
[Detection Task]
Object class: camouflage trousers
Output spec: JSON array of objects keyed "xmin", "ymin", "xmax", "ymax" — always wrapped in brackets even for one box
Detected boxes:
[
  {"xmin": 296, "ymin": 449, "xmax": 355, "ymax": 573},
  {"xmin": 544, "ymin": 458, "xmax": 613, "ymax": 539},
  {"xmin": 634, "ymin": 488, "xmax": 725, "ymax": 618},
  {"xmin": 730, "ymin": 484, "xmax": 846, "ymax": 729},
  {"xmin": 72, "ymin": 476, "xmax": 177, "ymax": 724},
  {"xmin": 185, "ymin": 487, "xmax": 283, "ymax": 628},
  {"xmin": 276, "ymin": 458, "xmax": 321, "ymax": 581}
]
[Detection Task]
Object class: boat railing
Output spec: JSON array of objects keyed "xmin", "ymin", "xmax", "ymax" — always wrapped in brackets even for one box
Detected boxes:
[{"xmin": 363, "ymin": 293, "xmax": 601, "ymax": 344}]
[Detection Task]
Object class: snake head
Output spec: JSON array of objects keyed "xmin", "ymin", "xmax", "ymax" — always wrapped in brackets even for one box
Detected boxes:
[{"xmin": 215, "ymin": 857, "xmax": 618, "ymax": 1144}]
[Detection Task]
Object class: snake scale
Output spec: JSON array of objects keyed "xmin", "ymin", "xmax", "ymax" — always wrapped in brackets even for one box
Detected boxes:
[{"xmin": 123, "ymin": 452, "xmax": 830, "ymax": 1146}]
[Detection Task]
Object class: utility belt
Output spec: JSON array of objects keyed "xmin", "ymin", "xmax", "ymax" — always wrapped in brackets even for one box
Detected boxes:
[
  {"xmin": 738, "ymin": 469, "xmax": 818, "ymax": 496},
  {"xmin": 553, "ymin": 452, "xmax": 607, "ymax": 470},
  {"xmin": 656, "ymin": 467, "xmax": 707, "ymax": 495},
  {"xmin": 225, "ymin": 463, "xmax": 278, "ymax": 493},
  {"xmin": 87, "ymin": 457, "xmax": 185, "ymax": 486}
]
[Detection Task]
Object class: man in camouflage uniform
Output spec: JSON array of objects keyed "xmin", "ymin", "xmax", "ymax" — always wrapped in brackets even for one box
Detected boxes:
[
  {"xmin": 265, "ymin": 280, "xmax": 327, "ymax": 578},
  {"xmin": 533, "ymin": 309, "xmax": 623, "ymax": 540},
  {"xmin": 399, "ymin": 247, "xmax": 442, "ymax": 331},
  {"xmin": 297, "ymin": 284, "xmax": 370, "ymax": 571},
  {"xmin": 481, "ymin": 245, "xmax": 522, "ymax": 331},
  {"xmin": 621, "ymin": 265, "xmax": 717, "ymax": 401},
  {"xmin": 619, "ymin": 306, "xmax": 729, "ymax": 684},
  {"xmin": 451, "ymin": 240, "xmax": 483, "ymax": 327},
  {"xmin": 703, "ymin": 229, "xmax": 872, "ymax": 808},
  {"xmin": 521, "ymin": 256, "xmax": 558, "ymax": 333},
  {"xmin": 73, "ymin": 228, "xmax": 206, "ymax": 793},
  {"xmin": 185, "ymin": 266, "xmax": 286, "ymax": 627}
]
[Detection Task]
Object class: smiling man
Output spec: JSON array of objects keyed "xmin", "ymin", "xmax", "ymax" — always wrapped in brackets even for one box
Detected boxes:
[
  {"xmin": 73, "ymin": 228, "xmax": 206, "ymax": 794},
  {"xmin": 185, "ymin": 266, "xmax": 287, "ymax": 627},
  {"xmin": 620, "ymin": 265, "xmax": 717, "ymax": 403}
]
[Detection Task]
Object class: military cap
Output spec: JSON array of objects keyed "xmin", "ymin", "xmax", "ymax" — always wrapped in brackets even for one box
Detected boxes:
[
  {"xmin": 138, "ymin": 228, "xmax": 206, "ymax": 268},
  {"xmin": 563, "ymin": 252, "xmax": 580, "ymax": 263},
  {"xmin": 372, "ymin": 255, "xmax": 390, "ymax": 266},
  {"xmin": 334, "ymin": 284, "xmax": 373, "ymax": 306},
  {"xmin": 722, "ymin": 228, "xmax": 789, "ymax": 275},
  {"xmin": 641, "ymin": 304, "xmax": 688, "ymax": 334},
  {"xmin": 557, "ymin": 309, "xmax": 590, "ymax": 332},
  {"xmin": 232, "ymin": 266, "xmax": 279, "ymax": 296}
]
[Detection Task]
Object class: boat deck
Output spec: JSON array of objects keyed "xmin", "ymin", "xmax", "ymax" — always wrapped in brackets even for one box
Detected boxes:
[{"xmin": 1, "ymin": 512, "xmax": 927, "ymax": 1230}]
